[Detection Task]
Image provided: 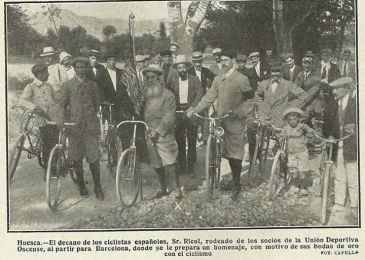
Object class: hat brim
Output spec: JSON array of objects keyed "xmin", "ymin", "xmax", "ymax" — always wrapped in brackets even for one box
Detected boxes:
[
  {"xmin": 192, "ymin": 57, "xmax": 204, "ymax": 61},
  {"xmin": 142, "ymin": 69, "xmax": 163, "ymax": 76},
  {"xmin": 40, "ymin": 52, "xmax": 55, "ymax": 57},
  {"xmin": 282, "ymin": 110, "xmax": 306, "ymax": 119}
]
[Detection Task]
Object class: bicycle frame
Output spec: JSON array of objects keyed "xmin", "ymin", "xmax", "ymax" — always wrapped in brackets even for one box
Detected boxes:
[{"xmin": 18, "ymin": 110, "xmax": 43, "ymax": 159}]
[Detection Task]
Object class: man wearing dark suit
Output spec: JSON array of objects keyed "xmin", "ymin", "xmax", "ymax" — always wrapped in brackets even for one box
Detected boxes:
[
  {"xmin": 98, "ymin": 53, "xmax": 136, "ymax": 156},
  {"xmin": 282, "ymin": 53, "xmax": 303, "ymax": 82},
  {"xmin": 244, "ymin": 51, "xmax": 270, "ymax": 91},
  {"xmin": 337, "ymin": 49, "xmax": 356, "ymax": 82},
  {"xmin": 160, "ymin": 50, "xmax": 174, "ymax": 85},
  {"xmin": 87, "ymin": 50, "xmax": 107, "ymax": 101},
  {"xmin": 189, "ymin": 51, "xmax": 216, "ymax": 145},
  {"xmin": 317, "ymin": 48, "xmax": 341, "ymax": 130},
  {"xmin": 167, "ymin": 55, "xmax": 204, "ymax": 176},
  {"xmin": 323, "ymin": 77, "xmax": 358, "ymax": 225}
]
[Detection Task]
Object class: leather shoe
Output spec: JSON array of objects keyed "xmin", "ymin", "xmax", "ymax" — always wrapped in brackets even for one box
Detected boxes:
[
  {"xmin": 79, "ymin": 186, "xmax": 89, "ymax": 198},
  {"xmin": 94, "ymin": 187, "xmax": 104, "ymax": 201}
]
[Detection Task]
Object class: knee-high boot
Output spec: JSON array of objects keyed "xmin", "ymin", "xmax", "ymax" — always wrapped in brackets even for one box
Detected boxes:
[
  {"xmin": 73, "ymin": 160, "xmax": 89, "ymax": 197},
  {"xmin": 90, "ymin": 161, "xmax": 104, "ymax": 201},
  {"xmin": 153, "ymin": 167, "xmax": 168, "ymax": 199},
  {"xmin": 165, "ymin": 164, "xmax": 182, "ymax": 200},
  {"xmin": 229, "ymin": 158, "xmax": 242, "ymax": 200}
]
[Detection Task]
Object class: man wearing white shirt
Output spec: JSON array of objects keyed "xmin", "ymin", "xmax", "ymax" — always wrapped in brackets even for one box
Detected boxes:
[
  {"xmin": 323, "ymin": 77, "xmax": 358, "ymax": 225},
  {"xmin": 338, "ymin": 49, "xmax": 356, "ymax": 82},
  {"xmin": 282, "ymin": 53, "xmax": 302, "ymax": 82},
  {"xmin": 167, "ymin": 55, "xmax": 203, "ymax": 176}
]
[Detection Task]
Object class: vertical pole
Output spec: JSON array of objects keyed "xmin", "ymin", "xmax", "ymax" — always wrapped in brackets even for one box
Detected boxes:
[{"xmin": 129, "ymin": 13, "xmax": 136, "ymax": 67}]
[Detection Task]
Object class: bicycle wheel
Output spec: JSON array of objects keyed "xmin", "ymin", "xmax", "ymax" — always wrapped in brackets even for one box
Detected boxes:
[
  {"xmin": 116, "ymin": 148, "xmax": 141, "ymax": 207},
  {"xmin": 267, "ymin": 151, "xmax": 281, "ymax": 199},
  {"xmin": 321, "ymin": 162, "xmax": 332, "ymax": 225},
  {"xmin": 8, "ymin": 133, "xmax": 26, "ymax": 181},
  {"xmin": 46, "ymin": 146, "xmax": 65, "ymax": 211},
  {"xmin": 214, "ymin": 141, "xmax": 221, "ymax": 189},
  {"xmin": 205, "ymin": 135, "xmax": 216, "ymax": 197}
]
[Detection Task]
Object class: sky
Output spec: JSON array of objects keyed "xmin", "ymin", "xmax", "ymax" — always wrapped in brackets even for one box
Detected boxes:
[{"xmin": 24, "ymin": 1, "xmax": 192, "ymax": 20}]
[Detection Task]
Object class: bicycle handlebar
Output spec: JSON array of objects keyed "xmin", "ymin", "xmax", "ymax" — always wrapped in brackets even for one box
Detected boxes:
[
  {"xmin": 100, "ymin": 102, "xmax": 115, "ymax": 106},
  {"xmin": 193, "ymin": 112, "xmax": 232, "ymax": 121},
  {"xmin": 116, "ymin": 120, "xmax": 149, "ymax": 132},
  {"xmin": 45, "ymin": 120, "xmax": 79, "ymax": 127},
  {"xmin": 313, "ymin": 131, "xmax": 352, "ymax": 143}
]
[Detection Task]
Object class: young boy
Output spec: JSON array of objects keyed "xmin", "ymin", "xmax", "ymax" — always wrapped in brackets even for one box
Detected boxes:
[
  {"xmin": 281, "ymin": 107, "xmax": 315, "ymax": 192},
  {"xmin": 18, "ymin": 63, "xmax": 59, "ymax": 177}
]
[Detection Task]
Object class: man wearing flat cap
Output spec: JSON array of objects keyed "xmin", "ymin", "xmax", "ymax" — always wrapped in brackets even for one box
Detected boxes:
[
  {"xmin": 282, "ymin": 53, "xmax": 302, "ymax": 83},
  {"xmin": 135, "ymin": 54, "xmax": 147, "ymax": 87},
  {"xmin": 167, "ymin": 55, "xmax": 203, "ymax": 176},
  {"xmin": 209, "ymin": 48, "xmax": 224, "ymax": 76},
  {"xmin": 18, "ymin": 63, "xmax": 60, "ymax": 178},
  {"xmin": 322, "ymin": 77, "xmax": 358, "ymax": 225},
  {"xmin": 170, "ymin": 42, "xmax": 180, "ymax": 63},
  {"xmin": 160, "ymin": 50, "xmax": 173, "ymax": 84},
  {"xmin": 87, "ymin": 49, "xmax": 107, "ymax": 100},
  {"xmin": 56, "ymin": 57, "xmax": 104, "ymax": 201},
  {"xmin": 244, "ymin": 51, "xmax": 270, "ymax": 91},
  {"xmin": 317, "ymin": 48, "xmax": 340, "ymax": 85},
  {"xmin": 142, "ymin": 64, "xmax": 182, "ymax": 199},
  {"xmin": 186, "ymin": 50, "xmax": 253, "ymax": 200}
]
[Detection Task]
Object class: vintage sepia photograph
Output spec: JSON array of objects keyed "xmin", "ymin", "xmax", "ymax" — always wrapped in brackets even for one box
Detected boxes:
[{"xmin": 5, "ymin": 0, "xmax": 358, "ymax": 231}]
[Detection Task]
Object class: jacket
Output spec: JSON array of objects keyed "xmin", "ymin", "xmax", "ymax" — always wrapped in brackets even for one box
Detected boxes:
[
  {"xmin": 193, "ymin": 70, "xmax": 253, "ymax": 160},
  {"xmin": 256, "ymin": 78, "xmax": 308, "ymax": 127},
  {"xmin": 282, "ymin": 65, "xmax": 303, "ymax": 82},
  {"xmin": 166, "ymin": 74, "xmax": 204, "ymax": 109}
]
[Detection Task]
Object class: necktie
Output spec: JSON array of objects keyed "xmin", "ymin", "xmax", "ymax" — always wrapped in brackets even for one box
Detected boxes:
[
  {"xmin": 321, "ymin": 66, "xmax": 327, "ymax": 79},
  {"xmin": 304, "ymin": 72, "xmax": 308, "ymax": 80}
]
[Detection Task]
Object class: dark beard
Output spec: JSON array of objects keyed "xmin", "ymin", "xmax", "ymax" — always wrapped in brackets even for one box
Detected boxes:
[{"xmin": 144, "ymin": 83, "xmax": 163, "ymax": 99}]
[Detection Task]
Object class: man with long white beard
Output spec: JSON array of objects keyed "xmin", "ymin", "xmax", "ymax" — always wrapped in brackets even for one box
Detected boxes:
[{"xmin": 142, "ymin": 64, "xmax": 182, "ymax": 200}]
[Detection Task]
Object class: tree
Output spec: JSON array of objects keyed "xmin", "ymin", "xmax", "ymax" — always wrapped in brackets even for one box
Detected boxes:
[
  {"xmin": 103, "ymin": 25, "xmax": 117, "ymax": 40},
  {"xmin": 41, "ymin": 4, "xmax": 62, "ymax": 46},
  {"xmin": 159, "ymin": 22, "xmax": 167, "ymax": 39},
  {"xmin": 6, "ymin": 4, "xmax": 45, "ymax": 56},
  {"xmin": 167, "ymin": 1, "xmax": 210, "ymax": 56}
]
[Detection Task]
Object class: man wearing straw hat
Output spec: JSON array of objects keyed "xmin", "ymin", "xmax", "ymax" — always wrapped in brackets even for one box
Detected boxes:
[
  {"xmin": 167, "ymin": 55, "xmax": 203, "ymax": 176},
  {"xmin": 39, "ymin": 46, "xmax": 59, "ymax": 92},
  {"xmin": 323, "ymin": 77, "xmax": 358, "ymax": 225},
  {"xmin": 142, "ymin": 64, "xmax": 182, "ymax": 199},
  {"xmin": 209, "ymin": 48, "xmax": 224, "ymax": 76}
]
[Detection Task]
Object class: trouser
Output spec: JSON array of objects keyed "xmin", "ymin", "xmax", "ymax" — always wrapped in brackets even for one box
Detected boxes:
[
  {"xmin": 229, "ymin": 158, "xmax": 242, "ymax": 190},
  {"xmin": 246, "ymin": 121, "xmax": 257, "ymax": 161},
  {"xmin": 175, "ymin": 117, "xmax": 198, "ymax": 173},
  {"xmin": 334, "ymin": 160, "xmax": 358, "ymax": 208},
  {"xmin": 156, "ymin": 163, "xmax": 180, "ymax": 191},
  {"xmin": 39, "ymin": 125, "xmax": 59, "ymax": 168},
  {"xmin": 73, "ymin": 159, "xmax": 102, "ymax": 190}
]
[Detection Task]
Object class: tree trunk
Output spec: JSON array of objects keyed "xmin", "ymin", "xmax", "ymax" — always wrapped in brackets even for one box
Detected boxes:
[
  {"xmin": 273, "ymin": 0, "xmax": 292, "ymax": 54},
  {"xmin": 167, "ymin": 1, "xmax": 209, "ymax": 57}
]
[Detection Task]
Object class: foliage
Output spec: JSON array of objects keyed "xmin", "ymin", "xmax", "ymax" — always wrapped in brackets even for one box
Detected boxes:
[
  {"xmin": 103, "ymin": 25, "xmax": 117, "ymax": 40},
  {"xmin": 159, "ymin": 22, "xmax": 167, "ymax": 39}
]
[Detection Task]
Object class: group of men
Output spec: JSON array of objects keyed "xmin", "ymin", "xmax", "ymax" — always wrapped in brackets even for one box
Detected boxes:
[{"xmin": 18, "ymin": 43, "xmax": 357, "ymax": 225}]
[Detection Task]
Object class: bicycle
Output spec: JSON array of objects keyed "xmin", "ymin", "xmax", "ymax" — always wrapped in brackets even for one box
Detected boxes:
[
  {"xmin": 313, "ymin": 132, "xmax": 352, "ymax": 225},
  {"xmin": 97, "ymin": 102, "xmax": 121, "ymax": 176},
  {"xmin": 267, "ymin": 128, "xmax": 290, "ymax": 200},
  {"xmin": 8, "ymin": 108, "xmax": 46, "ymax": 182},
  {"xmin": 45, "ymin": 120, "xmax": 78, "ymax": 211},
  {"xmin": 115, "ymin": 118, "xmax": 148, "ymax": 207},
  {"xmin": 246, "ymin": 115, "xmax": 274, "ymax": 177},
  {"xmin": 193, "ymin": 112, "xmax": 231, "ymax": 198}
]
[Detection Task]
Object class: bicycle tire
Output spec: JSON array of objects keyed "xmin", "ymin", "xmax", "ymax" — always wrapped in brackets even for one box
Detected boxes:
[
  {"xmin": 205, "ymin": 135, "xmax": 216, "ymax": 197},
  {"xmin": 214, "ymin": 141, "xmax": 221, "ymax": 189},
  {"xmin": 267, "ymin": 151, "xmax": 281, "ymax": 199},
  {"xmin": 116, "ymin": 148, "xmax": 141, "ymax": 207},
  {"xmin": 106, "ymin": 130, "xmax": 117, "ymax": 175},
  {"xmin": 318, "ymin": 150, "xmax": 328, "ymax": 194},
  {"xmin": 46, "ymin": 146, "xmax": 64, "ymax": 211},
  {"xmin": 321, "ymin": 163, "xmax": 331, "ymax": 225},
  {"xmin": 248, "ymin": 132, "xmax": 260, "ymax": 177},
  {"xmin": 8, "ymin": 133, "xmax": 26, "ymax": 182},
  {"xmin": 37, "ymin": 137, "xmax": 46, "ymax": 169}
]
